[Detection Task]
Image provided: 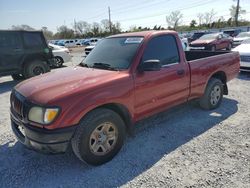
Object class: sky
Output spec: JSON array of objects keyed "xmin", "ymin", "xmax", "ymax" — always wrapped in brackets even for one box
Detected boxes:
[{"xmin": 0, "ymin": 0, "xmax": 250, "ymax": 33}]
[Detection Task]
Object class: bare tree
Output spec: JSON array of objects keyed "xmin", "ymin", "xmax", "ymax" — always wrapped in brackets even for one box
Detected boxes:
[
  {"xmin": 41, "ymin": 27, "xmax": 53, "ymax": 40},
  {"xmin": 55, "ymin": 25, "xmax": 74, "ymax": 39},
  {"xmin": 101, "ymin": 19, "xmax": 110, "ymax": 32},
  {"xmin": 204, "ymin": 9, "xmax": 216, "ymax": 25},
  {"xmin": 166, "ymin": 11, "xmax": 183, "ymax": 30},
  {"xmin": 75, "ymin": 21, "xmax": 91, "ymax": 35},
  {"xmin": 91, "ymin": 22, "xmax": 101, "ymax": 36},
  {"xmin": 197, "ymin": 13, "xmax": 204, "ymax": 27}
]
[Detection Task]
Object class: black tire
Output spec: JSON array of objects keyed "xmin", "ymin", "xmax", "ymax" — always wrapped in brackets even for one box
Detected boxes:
[
  {"xmin": 199, "ymin": 78, "xmax": 223, "ymax": 110},
  {"xmin": 211, "ymin": 45, "xmax": 216, "ymax": 52},
  {"xmin": 11, "ymin": 74, "xmax": 24, "ymax": 80},
  {"xmin": 23, "ymin": 60, "xmax": 50, "ymax": 79},
  {"xmin": 226, "ymin": 43, "xmax": 232, "ymax": 51},
  {"xmin": 71, "ymin": 108, "xmax": 126, "ymax": 166},
  {"xmin": 53, "ymin": 56, "xmax": 64, "ymax": 68}
]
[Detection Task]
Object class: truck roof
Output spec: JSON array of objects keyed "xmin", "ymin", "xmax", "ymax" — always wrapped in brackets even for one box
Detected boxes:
[{"xmin": 108, "ymin": 30, "xmax": 177, "ymax": 38}]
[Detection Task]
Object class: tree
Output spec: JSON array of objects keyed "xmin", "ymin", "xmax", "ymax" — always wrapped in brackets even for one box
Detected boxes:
[
  {"xmin": 204, "ymin": 9, "xmax": 216, "ymax": 25},
  {"xmin": 197, "ymin": 13, "xmax": 204, "ymax": 27},
  {"xmin": 54, "ymin": 25, "xmax": 74, "ymax": 39},
  {"xmin": 91, "ymin": 22, "xmax": 101, "ymax": 36},
  {"xmin": 101, "ymin": 19, "xmax": 110, "ymax": 32},
  {"xmin": 41, "ymin": 27, "xmax": 53, "ymax": 40},
  {"xmin": 190, "ymin": 20, "xmax": 197, "ymax": 28},
  {"xmin": 166, "ymin": 11, "xmax": 183, "ymax": 30},
  {"xmin": 11, "ymin": 24, "xmax": 35, "ymax": 31},
  {"xmin": 111, "ymin": 22, "xmax": 121, "ymax": 34},
  {"xmin": 75, "ymin": 21, "xmax": 91, "ymax": 35}
]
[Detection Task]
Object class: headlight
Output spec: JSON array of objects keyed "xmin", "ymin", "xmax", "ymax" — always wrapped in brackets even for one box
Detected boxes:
[{"xmin": 28, "ymin": 106, "xmax": 60, "ymax": 124}]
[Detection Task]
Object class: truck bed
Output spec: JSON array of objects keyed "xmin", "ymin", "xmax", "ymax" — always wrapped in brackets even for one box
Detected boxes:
[
  {"xmin": 185, "ymin": 51, "xmax": 230, "ymax": 61},
  {"xmin": 185, "ymin": 50, "xmax": 240, "ymax": 100}
]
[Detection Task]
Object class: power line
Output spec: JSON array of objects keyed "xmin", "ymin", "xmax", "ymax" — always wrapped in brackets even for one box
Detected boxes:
[
  {"xmin": 113, "ymin": 0, "xmax": 217, "ymax": 22},
  {"xmin": 112, "ymin": 0, "xmax": 170, "ymax": 15}
]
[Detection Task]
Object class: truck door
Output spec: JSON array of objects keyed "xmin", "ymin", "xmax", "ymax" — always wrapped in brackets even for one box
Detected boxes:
[
  {"xmin": 134, "ymin": 34, "xmax": 190, "ymax": 119},
  {"xmin": 0, "ymin": 31, "xmax": 24, "ymax": 74}
]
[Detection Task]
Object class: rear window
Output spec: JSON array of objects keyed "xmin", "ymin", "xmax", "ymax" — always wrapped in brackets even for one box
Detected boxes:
[{"xmin": 23, "ymin": 32, "xmax": 45, "ymax": 48}]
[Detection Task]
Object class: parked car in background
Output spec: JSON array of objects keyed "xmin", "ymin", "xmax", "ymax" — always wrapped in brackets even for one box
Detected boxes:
[
  {"xmin": 75, "ymin": 39, "xmax": 85, "ymax": 46},
  {"xmin": 188, "ymin": 31, "xmax": 211, "ymax": 43},
  {"xmin": 64, "ymin": 40, "xmax": 75, "ymax": 47},
  {"xmin": 189, "ymin": 33, "xmax": 233, "ymax": 51},
  {"xmin": 84, "ymin": 39, "xmax": 102, "ymax": 55},
  {"xmin": 57, "ymin": 40, "xmax": 65, "ymax": 46},
  {"xmin": 178, "ymin": 34, "xmax": 188, "ymax": 49},
  {"xmin": 83, "ymin": 38, "xmax": 100, "ymax": 46},
  {"xmin": 0, "ymin": 30, "xmax": 53, "ymax": 80},
  {"xmin": 223, "ymin": 29, "xmax": 241, "ymax": 37},
  {"xmin": 49, "ymin": 44, "xmax": 71, "ymax": 67},
  {"xmin": 232, "ymin": 38, "xmax": 250, "ymax": 72},
  {"xmin": 232, "ymin": 32, "xmax": 250, "ymax": 47},
  {"xmin": 11, "ymin": 30, "xmax": 239, "ymax": 165},
  {"xmin": 84, "ymin": 45, "xmax": 95, "ymax": 55}
]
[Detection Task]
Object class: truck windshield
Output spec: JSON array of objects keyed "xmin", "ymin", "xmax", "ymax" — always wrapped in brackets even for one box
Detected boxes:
[{"xmin": 82, "ymin": 37, "xmax": 143, "ymax": 70}]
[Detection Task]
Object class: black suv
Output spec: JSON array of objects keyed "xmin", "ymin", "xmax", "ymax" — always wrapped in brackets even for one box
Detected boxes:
[{"xmin": 0, "ymin": 30, "xmax": 53, "ymax": 80}]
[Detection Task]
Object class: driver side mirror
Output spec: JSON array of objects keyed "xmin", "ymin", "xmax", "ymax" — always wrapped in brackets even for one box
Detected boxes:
[{"xmin": 138, "ymin": 59, "xmax": 162, "ymax": 72}]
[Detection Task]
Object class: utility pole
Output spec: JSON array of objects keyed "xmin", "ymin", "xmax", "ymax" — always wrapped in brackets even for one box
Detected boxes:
[
  {"xmin": 108, "ymin": 6, "xmax": 112, "ymax": 33},
  {"xmin": 235, "ymin": 0, "xmax": 240, "ymax": 26},
  {"xmin": 74, "ymin": 19, "xmax": 77, "ymax": 35}
]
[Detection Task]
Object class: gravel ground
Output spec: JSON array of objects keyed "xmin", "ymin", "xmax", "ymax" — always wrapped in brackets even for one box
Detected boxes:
[{"xmin": 0, "ymin": 51, "xmax": 249, "ymax": 188}]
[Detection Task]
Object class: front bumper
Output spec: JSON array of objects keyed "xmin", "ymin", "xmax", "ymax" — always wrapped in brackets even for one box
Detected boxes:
[{"xmin": 11, "ymin": 112, "xmax": 77, "ymax": 154}]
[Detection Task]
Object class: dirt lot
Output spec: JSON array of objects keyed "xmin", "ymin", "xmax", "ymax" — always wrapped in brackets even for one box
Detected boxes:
[{"xmin": 0, "ymin": 52, "xmax": 249, "ymax": 187}]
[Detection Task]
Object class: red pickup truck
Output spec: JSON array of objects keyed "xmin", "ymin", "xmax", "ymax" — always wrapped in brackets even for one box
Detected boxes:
[{"xmin": 10, "ymin": 31, "xmax": 240, "ymax": 165}]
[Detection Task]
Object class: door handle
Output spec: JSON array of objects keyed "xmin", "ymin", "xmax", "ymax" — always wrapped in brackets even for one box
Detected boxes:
[{"xmin": 177, "ymin": 69, "xmax": 185, "ymax": 76}]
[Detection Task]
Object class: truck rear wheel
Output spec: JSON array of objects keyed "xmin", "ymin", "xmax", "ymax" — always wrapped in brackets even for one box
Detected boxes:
[
  {"xmin": 71, "ymin": 108, "xmax": 126, "ymax": 166},
  {"xmin": 199, "ymin": 78, "xmax": 223, "ymax": 110},
  {"xmin": 23, "ymin": 60, "xmax": 50, "ymax": 78}
]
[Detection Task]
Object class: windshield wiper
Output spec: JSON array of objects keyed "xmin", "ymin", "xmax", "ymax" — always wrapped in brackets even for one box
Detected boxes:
[
  {"xmin": 92, "ymin": 63, "xmax": 119, "ymax": 71},
  {"xmin": 79, "ymin": 61, "xmax": 90, "ymax": 68}
]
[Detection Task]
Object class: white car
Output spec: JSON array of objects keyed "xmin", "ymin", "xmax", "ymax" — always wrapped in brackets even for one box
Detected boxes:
[
  {"xmin": 178, "ymin": 34, "xmax": 188, "ymax": 50},
  {"xmin": 232, "ymin": 32, "xmax": 250, "ymax": 47},
  {"xmin": 232, "ymin": 38, "xmax": 250, "ymax": 72},
  {"xmin": 64, "ymin": 40, "xmax": 76, "ymax": 47},
  {"xmin": 49, "ymin": 44, "xmax": 72, "ymax": 67}
]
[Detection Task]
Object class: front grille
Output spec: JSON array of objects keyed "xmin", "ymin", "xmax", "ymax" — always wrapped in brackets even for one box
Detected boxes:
[
  {"xmin": 240, "ymin": 56, "xmax": 250, "ymax": 62},
  {"xmin": 11, "ymin": 91, "xmax": 25, "ymax": 119}
]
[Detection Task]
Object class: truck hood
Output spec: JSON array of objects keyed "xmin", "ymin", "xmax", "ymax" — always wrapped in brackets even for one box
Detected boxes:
[
  {"xmin": 15, "ymin": 66, "xmax": 128, "ymax": 104},
  {"xmin": 191, "ymin": 39, "xmax": 215, "ymax": 45}
]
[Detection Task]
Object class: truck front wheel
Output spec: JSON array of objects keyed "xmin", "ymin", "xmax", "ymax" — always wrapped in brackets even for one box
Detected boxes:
[
  {"xmin": 199, "ymin": 78, "xmax": 223, "ymax": 110},
  {"xmin": 71, "ymin": 108, "xmax": 126, "ymax": 165}
]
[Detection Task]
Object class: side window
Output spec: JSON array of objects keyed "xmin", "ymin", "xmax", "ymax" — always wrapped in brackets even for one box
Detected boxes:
[
  {"xmin": 142, "ymin": 35, "xmax": 180, "ymax": 66},
  {"xmin": 0, "ymin": 32, "xmax": 22, "ymax": 49},
  {"xmin": 23, "ymin": 32, "xmax": 45, "ymax": 48}
]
